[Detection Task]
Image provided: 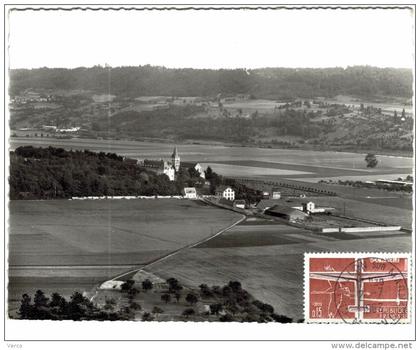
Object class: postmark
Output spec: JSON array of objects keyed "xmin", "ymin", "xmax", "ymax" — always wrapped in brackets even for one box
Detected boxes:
[{"xmin": 304, "ymin": 253, "xmax": 411, "ymax": 323}]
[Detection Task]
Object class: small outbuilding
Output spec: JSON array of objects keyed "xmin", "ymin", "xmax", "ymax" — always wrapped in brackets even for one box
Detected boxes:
[
  {"xmin": 233, "ymin": 199, "xmax": 246, "ymax": 209},
  {"xmin": 183, "ymin": 187, "xmax": 197, "ymax": 199}
]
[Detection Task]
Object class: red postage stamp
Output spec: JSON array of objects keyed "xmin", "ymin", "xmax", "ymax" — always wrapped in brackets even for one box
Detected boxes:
[{"xmin": 304, "ymin": 253, "xmax": 411, "ymax": 323}]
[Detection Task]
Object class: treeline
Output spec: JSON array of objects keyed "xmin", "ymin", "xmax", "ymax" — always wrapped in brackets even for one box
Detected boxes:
[
  {"xmin": 10, "ymin": 65, "xmax": 413, "ymax": 98},
  {"xmin": 9, "ymin": 146, "xmax": 182, "ymax": 199},
  {"xmin": 18, "ymin": 289, "xmax": 130, "ymax": 321}
]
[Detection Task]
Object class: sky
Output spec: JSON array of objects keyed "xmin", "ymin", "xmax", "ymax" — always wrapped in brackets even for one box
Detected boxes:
[{"xmin": 7, "ymin": 6, "xmax": 415, "ymax": 69}]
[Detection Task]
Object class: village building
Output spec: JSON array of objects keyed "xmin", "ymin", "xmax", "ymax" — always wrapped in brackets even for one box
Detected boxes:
[
  {"xmin": 183, "ymin": 187, "xmax": 197, "ymax": 199},
  {"xmin": 262, "ymin": 191, "xmax": 270, "ymax": 199},
  {"xmin": 142, "ymin": 147, "xmax": 181, "ymax": 182},
  {"xmin": 257, "ymin": 197, "xmax": 334, "ymax": 215},
  {"xmin": 265, "ymin": 205, "xmax": 309, "ymax": 222},
  {"xmin": 233, "ymin": 199, "xmax": 246, "ymax": 209},
  {"xmin": 216, "ymin": 185, "xmax": 235, "ymax": 201},
  {"xmin": 271, "ymin": 188, "xmax": 281, "ymax": 199},
  {"xmin": 287, "ymin": 198, "xmax": 333, "ymax": 214},
  {"xmin": 194, "ymin": 163, "xmax": 206, "ymax": 179},
  {"xmin": 172, "ymin": 147, "xmax": 180, "ymax": 172}
]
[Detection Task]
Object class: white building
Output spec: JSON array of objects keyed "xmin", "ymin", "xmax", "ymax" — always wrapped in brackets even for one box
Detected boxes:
[
  {"xmin": 233, "ymin": 200, "xmax": 246, "ymax": 209},
  {"xmin": 160, "ymin": 161, "xmax": 175, "ymax": 181},
  {"xmin": 216, "ymin": 186, "xmax": 235, "ymax": 201},
  {"xmin": 291, "ymin": 200, "xmax": 333, "ymax": 214},
  {"xmin": 194, "ymin": 163, "xmax": 206, "ymax": 179},
  {"xmin": 183, "ymin": 187, "xmax": 197, "ymax": 199}
]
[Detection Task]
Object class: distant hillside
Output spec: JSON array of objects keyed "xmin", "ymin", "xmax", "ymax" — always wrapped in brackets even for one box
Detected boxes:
[{"xmin": 9, "ymin": 65, "xmax": 413, "ymax": 99}]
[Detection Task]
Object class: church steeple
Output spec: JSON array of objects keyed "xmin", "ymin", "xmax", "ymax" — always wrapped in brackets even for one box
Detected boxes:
[{"xmin": 171, "ymin": 146, "xmax": 180, "ymax": 172}]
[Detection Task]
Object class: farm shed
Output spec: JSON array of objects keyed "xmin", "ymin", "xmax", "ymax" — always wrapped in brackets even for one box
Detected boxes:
[
  {"xmin": 265, "ymin": 205, "xmax": 309, "ymax": 222},
  {"xmin": 233, "ymin": 199, "xmax": 246, "ymax": 209},
  {"xmin": 257, "ymin": 199, "xmax": 283, "ymax": 211}
]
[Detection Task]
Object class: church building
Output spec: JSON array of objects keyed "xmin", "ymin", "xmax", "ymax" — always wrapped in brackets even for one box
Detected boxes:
[{"xmin": 142, "ymin": 147, "xmax": 181, "ymax": 181}]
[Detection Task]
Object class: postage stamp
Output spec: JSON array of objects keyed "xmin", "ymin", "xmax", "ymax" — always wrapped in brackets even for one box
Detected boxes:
[{"xmin": 304, "ymin": 253, "xmax": 411, "ymax": 324}]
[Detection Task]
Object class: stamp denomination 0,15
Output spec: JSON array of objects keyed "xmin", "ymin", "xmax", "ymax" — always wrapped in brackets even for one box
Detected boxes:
[{"xmin": 304, "ymin": 253, "xmax": 411, "ymax": 323}]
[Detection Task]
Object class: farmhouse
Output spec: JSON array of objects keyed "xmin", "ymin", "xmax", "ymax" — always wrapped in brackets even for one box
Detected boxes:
[
  {"xmin": 181, "ymin": 162, "xmax": 206, "ymax": 179},
  {"xmin": 216, "ymin": 186, "xmax": 235, "ymax": 201},
  {"xmin": 183, "ymin": 187, "xmax": 197, "ymax": 199},
  {"xmin": 265, "ymin": 205, "xmax": 309, "ymax": 222}
]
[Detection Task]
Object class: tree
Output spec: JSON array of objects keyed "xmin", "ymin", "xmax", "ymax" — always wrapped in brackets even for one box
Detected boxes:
[
  {"xmin": 209, "ymin": 303, "xmax": 223, "ymax": 315},
  {"xmin": 34, "ymin": 289, "xmax": 49, "ymax": 308},
  {"xmin": 49, "ymin": 292, "xmax": 67, "ymax": 315},
  {"xmin": 142, "ymin": 312, "xmax": 154, "ymax": 321},
  {"xmin": 104, "ymin": 298, "xmax": 116, "ymax": 311},
  {"xmin": 174, "ymin": 292, "xmax": 181, "ymax": 303},
  {"xmin": 188, "ymin": 167, "xmax": 201, "ymax": 179},
  {"xmin": 365, "ymin": 153, "xmax": 378, "ymax": 168},
  {"xmin": 182, "ymin": 308, "xmax": 195, "ymax": 318},
  {"xmin": 166, "ymin": 278, "xmax": 183, "ymax": 293},
  {"xmin": 402, "ymin": 108, "xmax": 406, "ymax": 119},
  {"xmin": 129, "ymin": 301, "xmax": 142, "ymax": 311},
  {"xmin": 185, "ymin": 293, "xmax": 198, "ymax": 306},
  {"xmin": 199, "ymin": 284, "xmax": 213, "ymax": 298},
  {"xmin": 228, "ymin": 281, "xmax": 242, "ymax": 292},
  {"xmin": 271, "ymin": 313, "xmax": 293, "ymax": 323},
  {"xmin": 204, "ymin": 166, "xmax": 214, "ymax": 180},
  {"xmin": 152, "ymin": 306, "xmax": 164, "ymax": 315},
  {"xmin": 219, "ymin": 314, "xmax": 234, "ymax": 322},
  {"xmin": 142, "ymin": 279, "xmax": 153, "ymax": 292},
  {"xmin": 161, "ymin": 293, "xmax": 171, "ymax": 304},
  {"xmin": 19, "ymin": 294, "xmax": 33, "ymax": 319},
  {"xmin": 127, "ymin": 287, "xmax": 139, "ymax": 300},
  {"xmin": 261, "ymin": 303, "xmax": 274, "ymax": 314},
  {"xmin": 393, "ymin": 110, "xmax": 398, "ymax": 122},
  {"xmin": 121, "ymin": 279, "xmax": 135, "ymax": 292}
]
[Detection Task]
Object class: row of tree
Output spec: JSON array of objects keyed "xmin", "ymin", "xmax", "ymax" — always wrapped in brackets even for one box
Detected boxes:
[{"xmin": 18, "ymin": 290, "xmax": 129, "ymax": 320}]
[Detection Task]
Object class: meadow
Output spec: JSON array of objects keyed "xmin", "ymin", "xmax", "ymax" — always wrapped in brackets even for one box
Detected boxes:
[{"xmin": 8, "ymin": 199, "xmax": 241, "ymax": 314}]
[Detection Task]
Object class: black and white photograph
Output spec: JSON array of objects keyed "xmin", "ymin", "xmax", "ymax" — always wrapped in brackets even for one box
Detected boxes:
[{"xmin": 2, "ymin": 3, "xmax": 416, "ymax": 346}]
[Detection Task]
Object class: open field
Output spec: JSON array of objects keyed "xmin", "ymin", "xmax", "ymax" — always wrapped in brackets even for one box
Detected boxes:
[
  {"xmin": 8, "ymin": 199, "xmax": 241, "ymax": 314},
  {"xmin": 147, "ymin": 220, "xmax": 411, "ymax": 320},
  {"xmin": 222, "ymin": 99, "xmax": 282, "ymax": 113}
]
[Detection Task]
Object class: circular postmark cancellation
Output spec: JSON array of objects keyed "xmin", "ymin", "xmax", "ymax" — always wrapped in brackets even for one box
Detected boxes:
[{"xmin": 306, "ymin": 254, "xmax": 410, "ymax": 324}]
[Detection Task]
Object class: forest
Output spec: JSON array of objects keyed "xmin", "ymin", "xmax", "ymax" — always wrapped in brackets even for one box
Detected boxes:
[
  {"xmin": 9, "ymin": 65, "xmax": 413, "ymax": 99},
  {"xmin": 9, "ymin": 146, "xmax": 181, "ymax": 199}
]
